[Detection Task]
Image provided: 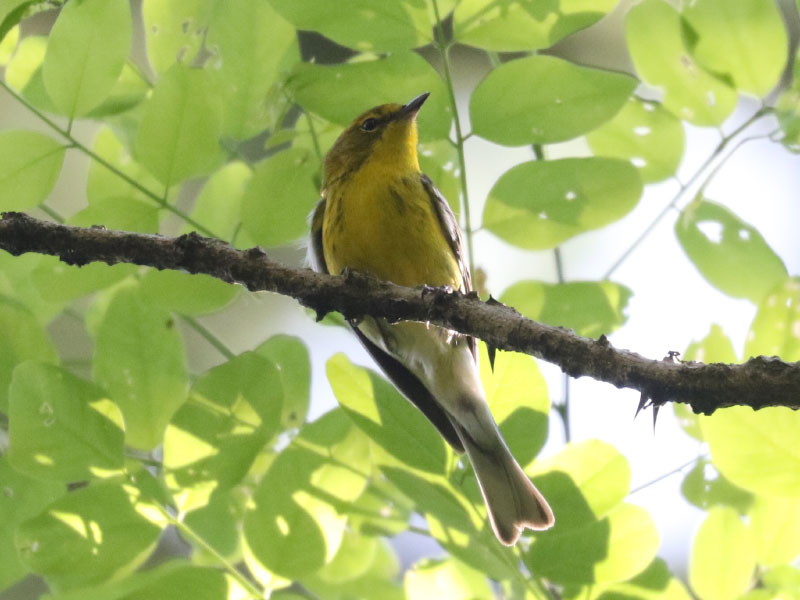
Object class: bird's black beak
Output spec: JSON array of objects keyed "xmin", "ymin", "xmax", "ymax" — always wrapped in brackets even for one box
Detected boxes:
[{"xmin": 397, "ymin": 92, "xmax": 430, "ymax": 120}]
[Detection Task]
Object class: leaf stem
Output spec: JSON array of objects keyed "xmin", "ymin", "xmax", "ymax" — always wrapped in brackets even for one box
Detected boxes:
[
  {"xmin": 432, "ymin": 0, "xmax": 476, "ymax": 275},
  {"xmin": 0, "ymin": 78, "xmax": 217, "ymax": 238},
  {"xmin": 628, "ymin": 454, "xmax": 702, "ymax": 495},
  {"xmin": 180, "ymin": 314, "xmax": 235, "ymax": 360},
  {"xmin": 602, "ymin": 106, "xmax": 772, "ymax": 279},
  {"xmin": 39, "ymin": 203, "xmax": 65, "ymax": 223}
]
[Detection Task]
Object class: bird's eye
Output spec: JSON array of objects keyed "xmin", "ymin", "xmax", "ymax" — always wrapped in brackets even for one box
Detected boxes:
[{"xmin": 360, "ymin": 118, "xmax": 378, "ymax": 132}]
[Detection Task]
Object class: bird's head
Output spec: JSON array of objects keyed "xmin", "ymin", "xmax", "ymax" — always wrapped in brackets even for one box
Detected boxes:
[{"xmin": 323, "ymin": 92, "xmax": 429, "ymax": 187}]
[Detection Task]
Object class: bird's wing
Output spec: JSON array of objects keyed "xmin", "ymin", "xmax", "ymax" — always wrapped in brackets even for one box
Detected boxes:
[
  {"xmin": 420, "ymin": 174, "xmax": 477, "ymax": 360},
  {"xmin": 309, "ymin": 197, "xmax": 465, "ymax": 452}
]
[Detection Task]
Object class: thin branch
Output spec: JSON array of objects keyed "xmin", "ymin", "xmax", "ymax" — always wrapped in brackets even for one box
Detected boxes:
[{"xmin": 1, "ymin": 211, "xmax": 799, "ymax": 414}]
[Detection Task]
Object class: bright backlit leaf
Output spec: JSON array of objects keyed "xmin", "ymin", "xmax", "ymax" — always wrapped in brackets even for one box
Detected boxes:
[
  {"xmin": 0, "ymin": 130, "xmax": 64, "ymax": 211},
  {"xmin": 405, "ymin": 557, "xmax": 493, "ymax": 600},
  {"xmin": 240, "ymin": 147, "xmax": 319, "ymax": 247},
  {"xmin": 138, "ymin": 269, "xmax": 239, "ymax": 316},
  {"xmin": 8, "ymin": 362, "xmax": 124, "ymax": 482},
  {"xmin": 588, "ymin": 558, "xmax": 693, "ymax": 600},
  {"xmin": 93, "ymin": 286, "xmax": 189, "ymax": 450},
  {"xmin": 42, "ymin": 0, "xmax": 131, "ymax": 118},
  {"xmin": 256, "ymin": 335, "xmax": 311, "ymax": 429},
  {"xmin": 676, "ymin": 199, "xmax": 787, "ymax": 303},
  {"xmin": 327, "ymin": 353, "xmax": 448, "ymax": 475},
  {"xmin": 527, "ymin": 439, "xmax": 631, "ymax": 532},
  {"xmin": 4, "ymin": 35, "xmax": 57, "ymax": 113},
  {"xmin": 683, "ymin": 0, "xmax": 787, "ymax": 97},
  {"xmin": 141, "ymin": 0, "xmax": 214, "ymax": 75},
  {"xmin": 0, "ymin": 296, "xmax": 57, "ymax": 412},
  {"xmin": 525, "ymin": 503, "xmax": 658, "ymax": 585},
  {"xmin": 184, "ymin": 161, "xmax": 251, "ymax": 242},
  {"xmin": 453, "ymin": 0, "xmax": 620, "ymax": 52},
  {"xmin": 470, "ymin": 56, "xmax": 636, "ymax": 145},
  {"xmin": 267, "ymin": 0, "xmax": 424, "ymax": 52},
  {"xmin": 134, "ymin": 64, "xmax": 224, "ymax": 188},
  {"xmin": 749, "ymin": 496, "xmax": 800, "ymax": 567},
  {"xmin": 745, "ymin": 277, "xmax": 800, "ymax": 361},
  {"xmin": 0, "ymin": 457, "xmax": 63, "ymax": 590},
  {"xmin": 243, "ymin": 409, "xmax": 368, "ymax": 580},
  {"xmin": 501, "ymin": 280, "xmax": 631, "ymax": 338},
  {"xmin": 289, "ymin": 52, "xmax": 451, "ymax": 142},
  {"xmin": 0, "ymin": 24, "xmax": 18, "ymax": 65},
  {"xmin": 587, "ymin": 97, "xmax": 685, "ymax": 182},
  {"xmin": 207, "ymin": 0, "xmax": 298, "ymax": 139},
  {"xmin": 483, "ymin": 157, "xmax": 642, "ymax": 249},
  {"xmin": 689, "ymin": 507, "xmax": 755, "ymax": 600},
  {"xmin": 163, "ymin": 351, "xmax": 282, "ymax": 511},
  {"xmin": 479, "ymin": 343, "xmax": 549, "ymax": 467},
  {"xmin": 701, "ymin": 404, "xmax": 800, "ymax": 497},
  {"xmin": 16, "ymin": 482, "xmax": 162, "ymax": 590},
  {"xmin": 626, "ymin": 0, "xmax": 737, "ymax": 126}
]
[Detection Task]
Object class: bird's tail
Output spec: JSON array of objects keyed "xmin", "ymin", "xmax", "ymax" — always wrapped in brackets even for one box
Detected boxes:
[{"xmin": 457, "ymin": 427, "xmax": 554, "ymax": 546}]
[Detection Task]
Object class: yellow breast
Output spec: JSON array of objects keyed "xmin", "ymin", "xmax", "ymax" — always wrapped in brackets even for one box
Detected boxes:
[{"xmin": 323, "ymin": 165, "xmax": 462, "ymax": 290}]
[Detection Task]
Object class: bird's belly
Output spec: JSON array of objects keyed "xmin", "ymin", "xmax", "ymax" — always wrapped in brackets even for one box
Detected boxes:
[{"xmin": 323, "ymin": 178, "xmax": 460, "ymax": 288}]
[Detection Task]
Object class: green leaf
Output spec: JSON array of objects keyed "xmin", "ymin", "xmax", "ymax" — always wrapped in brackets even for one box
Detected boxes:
[
  {"xmin": 677, "ymin": 200, "xmax": 787, "ymax": 303},
  {"xmin": 470, "ymin": 56, "xmax": 637, "ymax": 146},
  {"xmin": 93, "ymin": 286, "xmax": 189, "ymax": 450},
  {"xmin": 762, "ymin": 565, "xmax": 800, "ymax": 594},
  {"xmin": 138, "ymin": 269, "xmax": 238, "ymax": 316},
  {"xmin": 528, "ymin": 440, "xmax": 631, "ymax": 531},
  {"xmin": 453, "ymin": 0, "xmax": 620, "ymax": 52},
  {"xmin": 256, "ymin": 335, "xmax": 311, "ymax": 429},
  {"xmin": 525, "ymin": 503, "xmax": 658, "ymax": 585},
  {"xmin": 0, "ymin": 23, "xmax": 18, "ymax": 65},
  {"xmin": 327, "ymin": 353, "xmax": 448, "ymax": 475},
  {"xmin": 85, "ymin": 62, "xmax": 149, "ymax": 118},
  {"xmin": 163, "ymin": 351, "xmax": 282, "ymax": 511},
  {"xmin": 479, "ymin": 343, "xmax": 549, "ymax": 467},
  {"xmin": 405, "ymin": 558, "xmax": 493, "ymax": 600},
  {"xmin": 16, "ymin": 482, "xmax": 162, "ymax": 591},
  {"xmin": 625, "ymin": 0, "xmax": 737, "ymax": 126},
  {"xmin": 0, "ymin": 456, "xmax": 63, "ymax": 590},
  {"xmin": 86, "ymin": 127, "xmax": 163, "ymax": 205},
  {"xmin": 42, "ymin": 0, "xmax": 131, "ymax": 118},
  {"xmin": 745, "ymin": 277, "xmax": 800, "ymax": 361},
  {"xmin": 689, "ymin": 507, "xmax": 755, "ymax": 600},
  {"xmin": 0, "ymin": 252, "xmax": 61, "ymax": 323},
  {"xmin": 316, "ymin": 529, "xmax": 379, "ymax": 584},
  {"xmin": 0, "ymin": 130, "xmax": 65, "ymax": 211},
  {"xmin": 749, "ymin": 496, "xmax": 800, "ymax": 567},
  {"xmin": 288, "ymin": 52, "xmax": 452, "ymax": 142},
  {"xmin": 207, "ymin": 0, "xmax": 298, "ymax": 139},
  {"xmin": 591, "ymin": 558, "xmax": 693, "ymax": 600},
  {"xmin": 680, "ymin": 459, "xmax": 753, "ymax": 513},
  {"xmin": 8, "ymin": 362, "xmax": 124, "ymax": 482},
  {"xmin": 501, "ymin": 280, "xmax": 631, "ymax": 338},
  {"xmin": 676, "ymin": 324, "xmax": 738, "ymax": 441},
  {"xmin": 483, "ymin": 157, "xmax": 642, "ymax": 249},
  {"xmin": 183, "ymin": 161, "xmax": 251, "ymax": 242},
  {"xmin": 134, "ymin": 64, "xmax": 224, "ymax": 187},
  {"xmin": 0, "ymin": 296, "xmax": 58, "ymax": 412},
  {"xmin": 267, "ymin": 0, "xmax": 424, "ymax": 52},
  {"xmin": 683, "ymin": 0, "xmax": 787, "ymax": 97},
  {"xmin": 243, "ymin": 409, "xmax": 369, "ymax": 581},
  {"xmin": 141, "ymin": 0, "xmax": 214, "ymax": 75},
  {"xmin": 701, "ymin": 404, "xmax": 800, "ymax": 497},
  {"xmin": 4, "ymin": 35, "xmax": 56, "ymax": 113},
  {"xmin": 0, "ymin": 1, "xmax": 27, "ymax": 42},
  {"xmin": 586, "ymin": 97, "xmax": 685, "ymax": 182},
  {"xmin": 120, "ymin": 564, "xmax": 248, "ymax": 600},
  {"xmin": 240, "ymin": 147, "xmax": 319, "ymax": 247},
  {"xmin": 182, "ymin": 492, "xmax": 242, "ymax": 563}
]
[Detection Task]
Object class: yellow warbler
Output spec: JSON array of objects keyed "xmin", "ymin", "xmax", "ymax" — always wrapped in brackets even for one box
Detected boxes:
[{"xmin": 310, "ymin": 93, "xmax": 554, "ymax": 545}]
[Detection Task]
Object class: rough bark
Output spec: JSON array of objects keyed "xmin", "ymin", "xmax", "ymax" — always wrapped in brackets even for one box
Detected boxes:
[{"xmin": 1, "ymin": 211, "xmax": 798, "ymax": 414}]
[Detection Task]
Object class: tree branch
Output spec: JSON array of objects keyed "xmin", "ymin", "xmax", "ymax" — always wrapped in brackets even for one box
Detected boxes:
[{"xmin": 1, "ymin": 211, "xmax": 798, "ymax": 413}]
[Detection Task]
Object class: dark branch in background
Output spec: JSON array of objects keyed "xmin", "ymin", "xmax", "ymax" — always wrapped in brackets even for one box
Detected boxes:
[{"xmin": 1, "ymin": 211, "xmax": 798, "ymax": 414}]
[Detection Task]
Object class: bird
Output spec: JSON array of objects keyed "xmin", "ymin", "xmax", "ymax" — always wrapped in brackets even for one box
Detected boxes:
[{"xmin": 309, "ymin": 92, "xmax": 554, "ymax": 545}]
